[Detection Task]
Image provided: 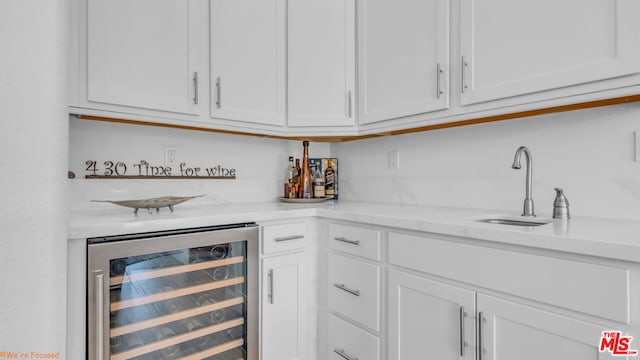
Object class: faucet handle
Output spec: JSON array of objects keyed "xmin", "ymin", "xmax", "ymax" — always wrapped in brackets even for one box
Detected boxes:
[{"xmin": 552, "ymin": 188, "xmax": 570, "ymax": 220}]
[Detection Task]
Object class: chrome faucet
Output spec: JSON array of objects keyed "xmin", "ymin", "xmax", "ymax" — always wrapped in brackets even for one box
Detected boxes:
[{"xmin": 511, "ymin": 146, "xmax": 535, "ymax": 217}]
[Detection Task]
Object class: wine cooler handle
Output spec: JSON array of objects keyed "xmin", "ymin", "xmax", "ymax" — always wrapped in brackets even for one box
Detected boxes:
[
  {"xmin": 334, "ymin": 237, "xmax": 360, "ymax": 246},
  {"xmin": 478, "ymin": 311, "xmax": 486, "ymax": 360},
  {"xmin": 94, "ymin": 270, "xmax": 105, "ymax": 360},
  {"xmin": 333, "ymin": 283, "xmax": 360, "ymax": 296},
  {"xmin": 334, "ymin": 348, "xmax": 358, "ymax": 360},
  {"xmin": 268, "ymin": 269, "xmax": 274, "ymax": 304},
  {"xmin": 274, "ymin": 235, "xmax": 304, "ymax": 242},
  {"xmin": 459, "ymin": 306, "xmax": 468, "ymax": 356}
]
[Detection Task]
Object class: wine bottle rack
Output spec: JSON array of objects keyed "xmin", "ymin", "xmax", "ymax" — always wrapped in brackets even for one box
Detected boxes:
[{"xmin": 91, "ymin": 238, "xmax": 251, "ymax": 360}]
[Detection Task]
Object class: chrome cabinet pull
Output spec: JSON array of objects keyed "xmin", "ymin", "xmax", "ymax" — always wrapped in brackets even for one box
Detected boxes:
[
  {"xmin": 216, "ymin": 77, "xmax": 222, "ymax": 108},
  {"xmin": 193, "ymin": 72, "xmax": 199, "ymax": 105},
  {"xmin": 333, "ymin": 283, "xmax": 360, "ymax": 296},
  {"xmin": 334, "ymin": 348, "xmax": 358, "ymax": 360},
  {"xmin": 94, "ymin": 270, "xmax": 105, "ymax": 360},
  {"xmin": 347, "ymin": 90, "xmax": 353, "ymax": 118},
  {"xmin": 459, "ymin": 306, "xmax": 468, "ymax": 356},
  {"xmin": 461, "ymin": 56, "xmax": 469, "ymax": 93},
  {"xmin": 436, "ymin": 63, "xmax": 444, "ymax": 98},
  {"xmin": 268, "ymin": 269, "xmax": 274, "ymax": 304},
  {"xmin": 478, "ymin": 311, "xmax": 486, "ymax": 360},
  {"xmin": 334, "ymin": 237, "xmax": 360, "ymax": 246},
  {"xmin": 274, "ymin": 235, "xmax": 304, "ymax": 242}
]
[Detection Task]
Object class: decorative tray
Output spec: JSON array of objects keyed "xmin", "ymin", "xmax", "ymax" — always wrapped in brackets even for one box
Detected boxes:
[
  {"xmin": 92, "ymin": 195, "xmax": 205, "ymax": 213},
  {"xmin": 279, "ymin": 196, "xmax": 333, "ymax": 203}
]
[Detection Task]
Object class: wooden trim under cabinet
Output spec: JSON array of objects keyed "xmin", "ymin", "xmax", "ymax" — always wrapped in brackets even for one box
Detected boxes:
[{"xmin": 75, "ymin": 94, "xmax": 640, "ymax": 142}]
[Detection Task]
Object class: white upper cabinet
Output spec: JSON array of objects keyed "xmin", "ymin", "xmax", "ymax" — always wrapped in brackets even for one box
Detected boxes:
[
  {"xmin": 357, "ymin": 0, "xmax": 450, "ymax": 125},
  {"xmin": 210, "ymin": 0, "xmax": 286, "ymax": 127},
  {"xmin": 287, "ymin": 0, "xmax": 356, "ymax": 127},
  {"xmin": 460, "ymin": 0, "xmax": 640, "ymax": 105},
  {"xmin": 86, "ymin": 0, "xmax": 203, "ymax": 115}
]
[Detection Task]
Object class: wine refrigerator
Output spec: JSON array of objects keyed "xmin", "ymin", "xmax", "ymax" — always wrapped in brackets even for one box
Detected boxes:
[{"xmin": 87, "ymin": 223, "xmax": 259, "ymax": 360}]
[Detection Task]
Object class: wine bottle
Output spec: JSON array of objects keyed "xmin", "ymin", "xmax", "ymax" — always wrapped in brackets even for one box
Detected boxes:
[
  {"xmin": 325, "ymin": 161, "xmax": 336, "ymax": 198},
  {"xmin": 298, "ymin": 141, "xmax": 313, "ymax": 199},
  {"xmin": 183, "ymin": 317, "xmax": 214, "ymax": 350},
  {"xmin": 284, "ymin": 156, "xmax": 296, "ymax": 199},
  {"xmin": 153, "ymin": 326, "xmax": 182, "ymax": 359},
  {"xmin": 294, "ymin": 158, "xmax": 301, "ymax": 195},
  {"xmin": 110, "ymin": 258, "xmax": 128, "ymax": 277},
  {"xmin": 210, "ymin": 244, "xmax": 229, "ymax": 259},
  {"xmin": 312, "ymin": 161, "xmax": 325, "ymax": 198}
]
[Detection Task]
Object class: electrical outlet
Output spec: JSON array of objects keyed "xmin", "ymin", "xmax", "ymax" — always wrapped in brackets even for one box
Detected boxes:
[
  {"xmin": 165, "ymin": 147, "xmax": 178, "ymax": 166},
  {"xmin": 389, "ymin": 150, "xmax": 400, "ymax": 169}
]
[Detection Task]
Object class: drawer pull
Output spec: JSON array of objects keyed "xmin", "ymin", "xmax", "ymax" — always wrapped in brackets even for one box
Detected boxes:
[
  {"xmin": 274, "ymin": 235, "xmax": 305, "ymax": 242},
  {"xmin": 334, "ymin": 237, "xmax": 360, "ymax": 246},
  {"xmin": 333, "ymin": 283, "xmax": 360, "ymax": 297},
  {"xmin": 334, "ymin": 348, "xmax": 358, "ymax": 360}
]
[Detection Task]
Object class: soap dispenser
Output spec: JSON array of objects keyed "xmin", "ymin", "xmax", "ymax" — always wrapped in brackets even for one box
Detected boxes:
[{"xmin": 552, "ymin": 188, "xmax": 570, "ymax": 220}]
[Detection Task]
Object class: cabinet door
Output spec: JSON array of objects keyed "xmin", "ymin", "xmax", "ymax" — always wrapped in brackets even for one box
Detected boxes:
[
  {"xmin": 477, "ymin": 294, "xmax": 613, "ymax": 360},
  {"xmin": 211, "ymin": 0, "xmax": 286, "ymax": 127},
  {"xmin": 87, "ymin": 0, "xmax": 202, "ymax": 115},
  {"xmin": 358, "ymin": 0, "xmax": 450, "ymax": 125},
  {"xmin": 460, "ymin": 0, "xmax": 640, "ymax": 105},
  {"xmin": 261, "ymin": 253, "xmax": 306, "ymax": 360},
  {"xmin": 388, "ymin": 269, "xmax": 476, "ymax": 360},
  {"xmin": 287, "ymin": 0, "xmax": 356, "ymax": 127}
]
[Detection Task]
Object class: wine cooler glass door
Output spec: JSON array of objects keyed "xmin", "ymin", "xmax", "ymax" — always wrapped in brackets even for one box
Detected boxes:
[{"xmin": 88, "ymin": 225, "xmax": 258, "ymax": 360}]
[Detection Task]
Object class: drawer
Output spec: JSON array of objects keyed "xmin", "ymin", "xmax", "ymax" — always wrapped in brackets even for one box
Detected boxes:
[
  {"xmin": 262, "ymin": 222, "xmax": 307, "ymax": 255},
  {"xmin": 329, "ymin": 314, "xmax": 380, "ymax": 360},
  {"xmin": 329, "ymin": 254, "xmax": 380, "ymax": 331},
  {"xmin": 388, "ymin": 231, "xmax": 630, "ymax": 323},
  {"xmin": 329, "ymin": 223, "xmax": 382, "ymax": 261}
]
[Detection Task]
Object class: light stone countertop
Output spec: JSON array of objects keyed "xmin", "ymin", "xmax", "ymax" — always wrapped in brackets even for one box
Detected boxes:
[{"xmin": 69, "ymin": 201, "xmax": 640, "ymax": 262}]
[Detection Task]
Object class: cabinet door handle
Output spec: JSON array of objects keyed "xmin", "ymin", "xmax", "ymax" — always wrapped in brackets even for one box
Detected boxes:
[
  {"xmin": 94, "ymin": 270, "xmax": 105, "ymax": 360},
  {"xmin": 334, "ymin": 237, "xmax": 360, "ymax": 246},
  {"xmin": 436, "ymin": 63, "xmax": 444, "ymax": 98},
  {"xmin": 478, "ymin": 311, "xmax": 486, "ymax": 360},
  {"xmin": 333, "ymin": 283, "xmax": 360, "ymax": 296},
  {"xmin": 459, "ymin": 306, "xmax": 468, "ymax": 356},
  {"xmin": 216, "ymin": 77, "xmax": 222, "ymax": 108},
  {"xmin": 347, "ymin": 90, "xmax": 353, "ymax": 118},
  {"xmin": 193, "ymin": 72, "xmax": 199, "ymax": 105},
  {"xmin": 268, "ymin": 269, "xmax": 274, "ymax": 304},
  {"xmin": 461, "ymin": 56, "xmax": 469, "ymax": 93},
  {"xmin": 334, "ymin": 348, "xmax": 358, "ymax": 360},
  {"xmin": 274, "ymin": 235, "xmax": 305, "ymax": 242}
]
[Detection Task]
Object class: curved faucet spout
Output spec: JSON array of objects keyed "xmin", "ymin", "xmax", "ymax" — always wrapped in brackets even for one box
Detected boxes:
[{"xmin": 512, "ymin": 146, "xmax": 535, "ymax": 217}]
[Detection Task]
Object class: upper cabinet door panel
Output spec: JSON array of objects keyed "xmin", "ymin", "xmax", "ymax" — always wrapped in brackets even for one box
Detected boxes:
[
  {"xmin": 461, "ymin": 0, "xmax": 640, "ymax": 105},
  {"xmin": 287, "ymin": 0, "xmax": 356, "ymax": 127},
  {"xmin": 358, "ymin": 0, "xmax": 450, "ymax": 125},
  {"xmin": 210, "ymin": 0, "xmax": 286, "ymax": 127},
  {"xmin": 87, "ymin": 0, "xmax": 201, "ymax": 115}
]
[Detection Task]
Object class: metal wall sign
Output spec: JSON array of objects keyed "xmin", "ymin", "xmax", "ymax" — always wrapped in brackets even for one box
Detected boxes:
[{"xmin": 83, "ymin": 160, "xmax": 236, "ymax": 179}]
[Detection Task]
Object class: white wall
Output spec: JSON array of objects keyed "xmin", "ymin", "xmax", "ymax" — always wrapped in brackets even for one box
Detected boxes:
[
  {"xmin": 332, "ymin": 103, "xmax": 640, "ymax": 220},
  {"xmin": 0, "ymin": 0, "xmax": 69, "ymax": 356},
  {"xmin": 69, "ymin": 117, "xmax": 330, "ymax": 210}
]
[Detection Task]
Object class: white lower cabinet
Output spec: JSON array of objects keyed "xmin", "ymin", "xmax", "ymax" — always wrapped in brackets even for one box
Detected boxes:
[
  {"xmin": 388, "ymin": 269, "xmax": 476, "ymax": 360},
  {"xmin": 259, "ymin": 220, "xmax": 311, "ymax": 360},
  {"xmin": 261, "ymin": 252, "xmax": 306, "ymax": 360},
  {"xmin": 477, "ymin": 294, "xmax": 613, "ymax": 360}
]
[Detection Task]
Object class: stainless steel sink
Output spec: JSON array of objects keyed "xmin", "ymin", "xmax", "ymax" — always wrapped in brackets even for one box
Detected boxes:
[{"xmin": 477, "ymin": 218, "xmax": 550, "ymax": 227}]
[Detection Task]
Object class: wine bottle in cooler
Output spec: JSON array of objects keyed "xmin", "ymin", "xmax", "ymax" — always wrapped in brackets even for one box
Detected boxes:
[
  {"xmin": 298, "ymin": 141, "xmax": 313, "ymax": 199},
  {"xmin": 153, "ymin": 326, "xmax": 182, "ymax": 359}
]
